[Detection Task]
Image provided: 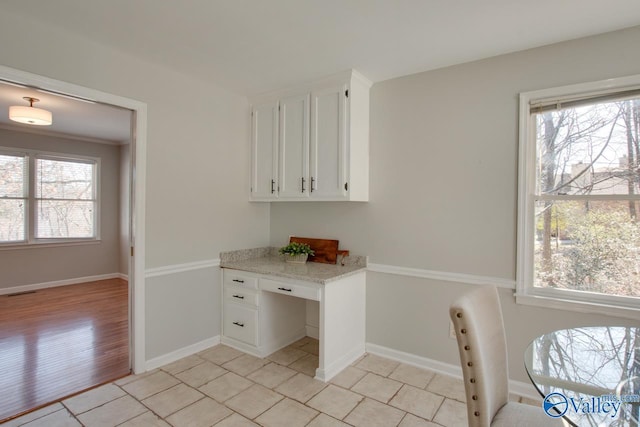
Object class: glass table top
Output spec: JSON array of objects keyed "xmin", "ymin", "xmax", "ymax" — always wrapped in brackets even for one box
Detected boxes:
[{"xmin": 524, "ymin": 326, "xmax": 640, "ymax": 426}]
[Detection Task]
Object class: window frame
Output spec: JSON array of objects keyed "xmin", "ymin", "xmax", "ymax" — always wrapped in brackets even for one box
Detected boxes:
[
  {"xmin": 0, "ymin": 149, "xmax": 28, "ymax": 244},
  {"xmin": 0, "ymin": 146, "xmax": 101, "ymax": 248},
  {"xmin": 516, "ymin": 74, "xmax": 640, "ymax": 319}
]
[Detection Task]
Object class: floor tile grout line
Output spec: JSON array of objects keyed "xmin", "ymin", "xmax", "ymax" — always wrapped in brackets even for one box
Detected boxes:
[
  {"xmin": 123, "ymin": 353, "xmax": 441, "ymax": 427},
  {"xmin": 168, "ymin": 348, "xmax": 432, "ymax": 427},
  {"xmin": 62, "ymin": 385, "xmax": 128, "ymax": 417},
  {"xmin": 397, "ymin": 411, "xmax": 411, "ymax": 427},
  {"xmin": 22, "ymin": 407, "xmax": 77, "ymax": 427},
  {"xmin": 431, "ymin": 394, "xmax": 449, "ymax": 424},
  {"xmin": 56, "ymin": 402, "xmax": 85, "ymax": 427},
  {"xmin": 304, "ymin": 411, "xmax": 323, "ymax": 426},
  {"xmin": 11, "ymin": 341, "xmax": 466, "ymax": 427},
  {"xmin": 386, "ymin": 381, "xmax": 405, "ymax": 406},
  {"xmin": 159, "ymin": 354, "xmax": 208, "ymax": 376},
  {"xmin": 333, "ymin": 392, "xmax": 366, "ymax": 423},
  {"xmin": 244, "ymin": 389, "xmax": 285, "ymax": 422},
  {"xmin": 113, "ymin": 377, "xmax": 183, "ymax": 425}
]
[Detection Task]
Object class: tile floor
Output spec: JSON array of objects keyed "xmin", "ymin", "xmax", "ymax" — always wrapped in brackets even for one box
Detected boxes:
[{"xmin": 4, "ymin": 337, "xmax": 540, "ymax": 427}]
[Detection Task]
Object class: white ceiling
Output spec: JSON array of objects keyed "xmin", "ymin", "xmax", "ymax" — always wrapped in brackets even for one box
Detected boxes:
[
  {"xmin": 1, "ymin": 0, "xmax": 639, "ymax": 140},
  {"xmin": 0, "ymin": 81, "xmax": 132, "ymax": 144}
]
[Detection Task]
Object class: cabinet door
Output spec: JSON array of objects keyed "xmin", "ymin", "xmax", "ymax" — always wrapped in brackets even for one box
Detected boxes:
[
  {"xmin": 278, "ymin": 94, "xmax": 310, "ymax": 198},
  {"xmin": 310, "ymin": 85, "xmax": 347, "ymax": 199},
  {"xmin": 251, "ymin": 101, "xmax": 279, "ymax": 200}
]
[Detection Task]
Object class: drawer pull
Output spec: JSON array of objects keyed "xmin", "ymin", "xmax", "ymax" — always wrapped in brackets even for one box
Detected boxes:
[
  {"xmin": 277, "ymin": 287, "xmax": 293, "ymax": 292},
  {"xmin": 232, "ymin": 321, "xmax": 245, "ymax": 327},
  {"xmin": 232, "ymin": 279, "xmax": 245, "ymax": 284},
  {"xmin": 232, "ymin": 294, "xmax": 245, "ymax": 299}
]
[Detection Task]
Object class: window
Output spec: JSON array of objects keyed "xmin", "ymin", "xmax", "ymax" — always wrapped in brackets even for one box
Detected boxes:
[
  {"xmin": 0, "ymin": 152, "xmax": 27, "ymax": 242},
  {"xmin": 0, "ymin": 148, "xmax": 99, "ymax": 245},
  {"xmin": 35, "ymin": 157, "xmax": 97, "ymax": 239},
  {"xmin": 517, "ymin": 75, "xmax": 640, "ymax": 316}
]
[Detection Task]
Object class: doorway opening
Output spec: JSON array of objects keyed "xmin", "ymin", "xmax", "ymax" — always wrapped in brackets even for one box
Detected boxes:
[{"xmin": 0, "ymin": 66, "xmax": 146, "ymax": 421}]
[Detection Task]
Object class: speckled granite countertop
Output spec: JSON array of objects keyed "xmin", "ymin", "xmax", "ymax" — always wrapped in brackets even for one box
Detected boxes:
[{"xmin": 220, "ymin": 247, "xmax": 367, "ymax": 284}]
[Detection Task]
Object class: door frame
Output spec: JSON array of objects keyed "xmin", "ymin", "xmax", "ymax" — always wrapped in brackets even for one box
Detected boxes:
[{"xmin": 0, "ymin": 65, "xmax": 147, "ymax": 373}]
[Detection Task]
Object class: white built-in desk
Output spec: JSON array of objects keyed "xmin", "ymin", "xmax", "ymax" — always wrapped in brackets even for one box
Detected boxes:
[{"xmin": 219, "ymin": 248, "xmax": 366, "ymax": 382}]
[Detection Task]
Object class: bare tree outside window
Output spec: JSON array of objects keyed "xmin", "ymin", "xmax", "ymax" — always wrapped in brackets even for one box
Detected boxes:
[
  {"xmin": 533, "ymin": 97, "xmax": 640, "ymax": 298},
  {"xmin": 36, "ymin": 158, "xmax": 96, "ymax": 239},
  {"xmin": 531, "ymin": 327, "xmax": 640, "ymax": 427}
]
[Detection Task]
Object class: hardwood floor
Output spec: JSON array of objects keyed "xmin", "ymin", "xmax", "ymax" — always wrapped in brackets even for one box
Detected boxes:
[{"xmin": 0, "ymin": 278, "xmax": 130, "ymax": 422}]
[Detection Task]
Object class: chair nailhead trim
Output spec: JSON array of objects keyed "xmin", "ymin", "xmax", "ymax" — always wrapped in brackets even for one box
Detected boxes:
[
  {"xmin": 461, "ymin": 328, "xmax": 467, "ymax": 334},
  {"xmin": 467, "ymin": 362, "xmax": 473, "ymax": 367},
  {"xmin": 472, "ymin": 395, "xmax": 478, "ymax": 400},
  {"xmin": 456, "ymin": 313, "xmax": 462, "ymax": 318},
  {"xmin": 474, "ymin": 411, "xmax": 480, "ymax": 416},
  {"xmin": 464, "ymin": 345, "xmax": 470, "ymax": 350},
  {"xmin": 470, "ymin": 378, "xmax": 476, "ymax": 383}
]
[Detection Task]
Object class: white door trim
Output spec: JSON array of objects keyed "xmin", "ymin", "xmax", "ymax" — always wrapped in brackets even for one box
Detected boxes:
[{"xmin": 0, "ymin": 65, "xmax": 148, "ymax": 373}]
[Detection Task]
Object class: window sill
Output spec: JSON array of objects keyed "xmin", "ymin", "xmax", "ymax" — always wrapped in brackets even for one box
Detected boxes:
[
  {"xmin": 515, "ymin": 292, "xmax": 640, "ymax": 320},
  {"xmin": 0, "ymin": 240, "xmax": 101, "ymax": 251}
]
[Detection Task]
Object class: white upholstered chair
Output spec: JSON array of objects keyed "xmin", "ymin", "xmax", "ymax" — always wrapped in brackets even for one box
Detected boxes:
[{"xmin": 449, "ymin": 286, "xmax": 565, "ymax": 427}]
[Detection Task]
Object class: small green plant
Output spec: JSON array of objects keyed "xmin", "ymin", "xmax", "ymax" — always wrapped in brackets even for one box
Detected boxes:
[{"xmin": 279, "ymin": 242, "xmax": 315, "ymax": 256}]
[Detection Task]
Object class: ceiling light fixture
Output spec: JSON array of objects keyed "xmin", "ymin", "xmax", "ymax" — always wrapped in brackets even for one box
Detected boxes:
[{"xmin": 9, "ymin": 97, "xmax": 53, "ymax": 126}]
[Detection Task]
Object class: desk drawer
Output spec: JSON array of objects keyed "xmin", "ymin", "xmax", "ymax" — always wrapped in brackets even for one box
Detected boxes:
[
  {"xmin": 261, "ymin": 278, "xmax": 321, "ymax": 301},
  {"xmin": 223, "ymin": 303, "xmax": 257, "ymax": 345},
  {"xmin": 223, "ymin": 270, "xmax": 258, "ymax": 290},
  {"xmin": 224, "ymin": 285, "xmax": 258, "ymax": 307}
]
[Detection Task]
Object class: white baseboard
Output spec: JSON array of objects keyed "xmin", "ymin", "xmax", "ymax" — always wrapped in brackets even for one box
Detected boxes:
[
  {"xmin": 305, "ymin": 325, "xmax": 319, "ymax": 340},
  {"xmin": 365, "ymin": 342, "xmax": 539, "ymax": 400},
  {"xmin": 221, "ymin": 328, "xmax": 308, "ymax": 360},
  {"xmin": 146, "ymin": 336, "xmax": 220, "ymax": 371},
  {"xmin": 315, "ymin": 344, "xmax": 365, "ymax": 382},
  {"xmin": 221, "ymin": 336, "xmax": 262, "ymax": 358},
  {"xmin": 118, "ymin": 273, "xmax": 129, "ymax": 281},
  {"xmin": 0, "ymin": 272, "xmax": 126, "ymax": 296}
]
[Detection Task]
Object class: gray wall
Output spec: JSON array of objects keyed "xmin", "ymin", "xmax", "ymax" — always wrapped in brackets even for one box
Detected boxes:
[
  {"xmin": 0, "ymin": 129, "xmax": 121, "ymax": 289},
  {"xmin": 0, "ymin": 7, "xmax": 270, "ymax": 360},
  {"xmin": 270, "ymin": 26, "xmax": 640, "ymax": 383}
]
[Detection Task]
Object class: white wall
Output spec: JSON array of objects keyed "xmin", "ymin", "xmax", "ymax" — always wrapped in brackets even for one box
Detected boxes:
[
  {"xmin": 0, "ymin": 8, "xmax": 270, "ymax": 360},
  {"xmin": 270, "ymin": 26, "xmax": 640, "ymax": 383},
  {"xmin": 0, "ymin": 129, "xmax": 121, "ymax": 289},
  {"xmin": 119, "ymin": 144, "xmax": 130, "ymax": 276}
]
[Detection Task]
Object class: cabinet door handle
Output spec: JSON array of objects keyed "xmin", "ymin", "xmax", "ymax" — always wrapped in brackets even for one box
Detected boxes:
[
  {"xmin": 310, "ymin": 177, "xmax": 315, "ymax": 193},
  {"xmin": 277, "ymin": 287, "xmax": 293, "ymax": 292},
  {"xmin": 271, "ymin": 179, "xmax": 275, "ymax": 194},
  {"xmin": 301, "ymin": 177, "xmax": 305, "ymax": 193},
  {"xmin": 232, "ymin": 294, "xmax": 245, "ymax": 299},
  {"xmin": 232, "ymin": 279, "xmax": 245, "ymax": 284},
  {"xmin": 232, "ymin": 321, "xmax": 245, "ymax": 327}
]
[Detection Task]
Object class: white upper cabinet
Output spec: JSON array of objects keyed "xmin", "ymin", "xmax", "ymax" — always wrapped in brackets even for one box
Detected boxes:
[
  {"xmin": 251, "ymin": 101, "xmax": 279, "ymax": 200},
  {"xmin": 250, "ymin": 70, "xmax": 370, "ymax": 202},
  {"xmin": 310, "ymin": 85, "xmax": 346, "ymax": 199},
  {"xmin": 278, "ymin": 93, "xmax": 310, "ymax": 198}
]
